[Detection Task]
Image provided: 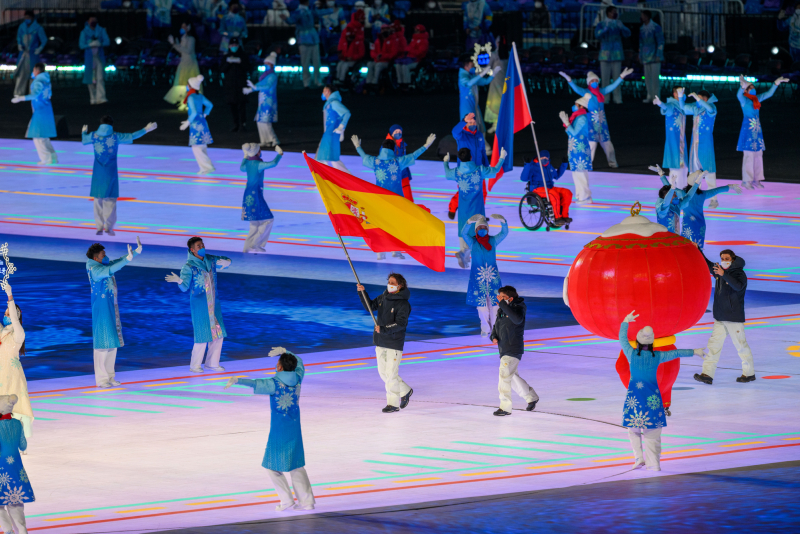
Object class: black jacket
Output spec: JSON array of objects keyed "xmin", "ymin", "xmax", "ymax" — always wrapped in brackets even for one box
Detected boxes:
[
  {"xmin": 490, "ymin": 297, "xmax": 527, "ymax": 359},
  {"xmin": 360, "ymin": 287, "xmax": 411, "ymax": 351},
  {"xmin": 704, "ymin": 254, "xmax": 747, "ymax": 323},
  {"xmin": 221, "ymin": 48, "xmax": 250, "ymax": 102}
]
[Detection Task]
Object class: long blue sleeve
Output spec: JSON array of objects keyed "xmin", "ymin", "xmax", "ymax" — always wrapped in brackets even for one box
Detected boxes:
[
  {"xmin": 695, "ymin": 98, "xmax": 716, "ymax": 115},
  {"xmin": 655, "ymin": 348, "xmax": 695, "ymax": 364},
  {"xmin": 258, "ymin": 153, "xmax": 282, "ymax": 171},
  {"xmin": 736, "ymin": 87, "xmax": 747, "ymax": 107},
  {"xmin": 178, "ymin": 264, "xmax": 193, "ymax": 293},
  {"xmin": 658, "ymin": 174, "xmax": 670, "ymax": 187},
  {"xmin": 444, "ymin": 161, "xmax": 456, "ymax": 180},
  {"xmin": 239, "ymin": 377, "xmax": 277, "ymax": 395},
  {"xmin": 619, "ymin": 322, "xmax": 635, "ymax": 360},
  {"xmin": 758, "ymin": 83, "xmax": 778, "ymax": 103},
  {"xmin": 452, "ymin": 120, "xmax": 467, "ymax": 137},
  {"xmin": 566, "ymin": 115, "xmax": 586, "ymax": 136},
  {"xmin": 567, "ymin": 80, "xmax": 588, "ymax": 96},
  {"xmin": 356, "ymin": 147, "xmax": 375, "ymax": 169},
  {"xmin": 602, "ymin": 76, "xmax": 624, "ymax": 95},
  {"xmin": 329, "ymin": 100, "xmax": 350, "ymax": 128},
  {"xmin": 88, "ymin": 255, "xmax": 132, "ymax": 281},
  {"xmin": 79, "ymin": 28, "xmax": 90, "ymax": 49},
  {"xmin": 81, "ymin": 132, "xmax": 92, "ymax": 145},
  {"xmin": 294, "ymin": 356, "xmax": 305, "ymax": 383},
  {"xmin": 202, "ymin": 95, "xmax": 214, "ymax": 116},
  {"xmin": 460, "ymin": 220, "xmax": 477, "ymax": 247},
  {"xmin": 397, "ymin": 145, "xmax": 427, "ymax": 170},
  {"xmin": 678, "ymin": 181, "xmax": 700, "ymax": 209},
  {"xmin": 117, "ymin": 129, "xmax": 147, "ymax": 145},
  {"xmin": 481, "ymin": 158, "xmax": 504, "ymax": 179},
  {"xmin": 705, "ymin": 185, "xmax": 730, "ymax": 199},
  {"xmin": 493, "ymin": 220, "xmax": 509, "ymax": 246}
]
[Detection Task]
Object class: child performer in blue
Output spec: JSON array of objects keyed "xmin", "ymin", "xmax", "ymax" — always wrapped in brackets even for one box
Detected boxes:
[
  {"xmin": 649, "ymin": 164, "xmax": 698, "ymax": 234},
  {"xmin": 240, "ymin": 143, "xmax": 283, "ymax": 254},
  {"xmin": 679, "ymin": 172, "xmax": 741, "ymax": 250},
  {"xmin": 0, "ymin": 395, "xmax": 35, "ymax": 533},
  {"xmin": 652, "ymin": 87, "xmax": 687, "ymax": 187},
  {"xmin": 226, "ymin": 347, "xmax": 315, "ymax": 512},
  {"xmin": 181, "ymin": 75, "xmax": 215, "ymax": 175},
  {"xmin": 619, "ymin": 311, "xmax": 705, "ymax": 471},
  {"xmin": 736, "ymin": 74, "xmax": 788, "ymax": 189}
]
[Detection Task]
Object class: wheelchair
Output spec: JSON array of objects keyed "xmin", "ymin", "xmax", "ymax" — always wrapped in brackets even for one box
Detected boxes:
[{"xmin": 518, "ymin": 183, "xmax": 570, "ymax": 231}]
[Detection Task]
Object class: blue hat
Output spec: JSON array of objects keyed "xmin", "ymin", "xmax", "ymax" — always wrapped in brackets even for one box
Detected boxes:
[{"xmin": 389, "ymin": 124, "xmax": 403, "ymax": 134}]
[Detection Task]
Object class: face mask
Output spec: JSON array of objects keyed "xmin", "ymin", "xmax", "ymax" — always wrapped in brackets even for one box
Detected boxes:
[
  {"xmin": 572, "ymin": 105, "xmax": 579, "ymax": 112},
  {"xmin": 477, "ymin": 229, "xmax": 488, "ymax": 237},
  {"xmin": 321, "ymin": 92, "xmax": 327, "ymax": 101},
  {"xmin": 748, "ymin": 89, "xmax": 756, "ymax": 95},
  {"xmin": 541, "ymin": 158, "xmax": 549, "ymax": 166},
  {"xmin": 180, "ymin": 28, "xmax": 186, "ymax": 35},
  {"xmin": 720, "ymin": 261, "xmax": 731, "ymax": 269},
  {"xmin": 101, "ymin": 256, "xmax": 110, "ymax": 265},
  {"xmin": 31, "ymin": 72, "xmax": 36, "ymax": 79},
  {"xmin": 25, "ymin": 19, "xmax": 33, "ymax": 25},
  {"xmin": 196, "ymin": 247, "xmax": 206, "ymax": 258},
  {"xmin": 392, "ymin": 132, "xmax": 402, "ymax": 139},
  {"xmin": 2, "ymin": 317, "xmax": 11, "ymax": 327},
  {"xmin": 230, "ymin": 46, "xmax": 239, "ymax": 53},
  {"xmin": 387, "ymin": 284, "xmax": 398, "ymax": 293},
  {"xmin": 589, "ymin": 81, "xmax": 598, "ymax": 88},
  {"xmin": 467, "ymin": 124, "xmax": 476, "ymax": 131}
]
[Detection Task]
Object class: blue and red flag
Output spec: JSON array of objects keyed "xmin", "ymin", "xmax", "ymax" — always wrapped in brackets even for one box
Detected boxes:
[{"xmin": 489, "ymin": 42, "xmax": 532, "ymax": 190}]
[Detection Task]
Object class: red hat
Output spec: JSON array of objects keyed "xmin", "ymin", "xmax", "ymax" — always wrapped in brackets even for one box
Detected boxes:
[{"xmin": 414, "ymin": 24, "xmax": 426, "ymax": 32}]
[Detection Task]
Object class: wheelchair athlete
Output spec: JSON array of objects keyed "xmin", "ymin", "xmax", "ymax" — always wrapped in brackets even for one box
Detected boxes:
[{"xmin": 520, "ymin": 150, "xmax": 573, "ymax": 226}]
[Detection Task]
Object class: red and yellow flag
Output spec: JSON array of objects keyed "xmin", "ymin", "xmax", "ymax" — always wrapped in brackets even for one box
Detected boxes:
[{"xmin": 305, "ymin": 153, "xmax": 445, "ymax": 272}]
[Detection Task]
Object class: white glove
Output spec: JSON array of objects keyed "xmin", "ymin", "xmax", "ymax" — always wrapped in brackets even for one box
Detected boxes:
[
  {"xmin": 242, "ymin": 87, "xmax": 253, "ymax": 95},
  {"xmin": 559, "ymin": 111, "xmax": 570, "ymax": 126},
  {"xmin": 216, "ymin": 258, "xmax": 231, "ymax": 269},
  {"xmin": 224, "ymin": 376, "xmax": 239, "ymax": 389},
  {"xmin": 180, "ymin": 120, "xmax": 189, "ymax": 131},
  {"xmin": 729, "ymin": 184, "xmax": 742, "ymax": 194},
  {"xmin": 489, "ymin": 213, "xmax": 506, "ymax": 222},
  {"xmin": 688, "ymin": 92, "xmax": 699, "ymax": 100},
  {"xmin": 620, "ymin": 67, "xmax": 634, "ymax": 79},
  {"xmin": 499, "ymin": 148, "xmax": 507, "ymax": 160},
  {"xmin": 648, "ymin": 164, "xmax": 664, "ymax": 176},
  {"xmin": 10, "ymin": 96, "xmax": 23, "ymax": 104},
  {"xmin": 17, "ymin": 44, "xmax": 23, "ymax": 52},
  {"xmin": 275, "ymin": 145, "xmax": 283, "ymax": 155},
  {"xmin": 443, "ymin": 153, "xmax": 450, "ymax": 163},
  {"xmin": 623, "ymin": 310, "xmax": 639, "ymax": 323},
  {"xmin": 676, "ymin": 87, "xmax": 685, "ymax": 97},
  {"xmin": 82, "ymin": 124, "xmax": 88, "ymax": 133},
  {"xmin": 144, "ymin": 122, "xmax": 157, "ymax": 132},
  {"xmin": 479, "ymin": 67, "xmax": 492, "ymax": 77},
  {"xmin": 126, "ymin": 244, "xmax": 133, "ymax": 261},
  {"xmin": 90, "ymin": 39, "xmax": 101, "ymax": 47},
  {"xmin": 351, "ymin": 134, "xmax": 361, "ymax": 148},
  {"xmin": 4, "ymin": 282, "xmax": 12, "ymax": 299},
  {"xmin": 424, "ymin": 133, "xmax": 436, "ymax": 148},
  {"xmin": 466, "ymin": 214, "xmax": 482, "ymax": 224},
  {"xmin": 135, "ymin": 236, "xmax": 142, "ymax": 254},
  {"xmin": 492, "ymin": 65, "xmax": 502, "ymax": 76},
  {"xmin": 774, "ymin": 77, "xmax": 789, "ymax": 86},
  {"xmin": 652, "ymin": 96, "xmax": 662, "ymax": 106},
  {"xmin": 693, "ymin": 348, "xmax": 707, "ymax": 359},
  {"xmin": 226, "ymin": 56, "xmax": 241, "ymax": 63},
  {"xmin": 268, "ymin": 346, "xmax": 287, "ymax": 357},
  {"xmin": 558, "ymin": 71, "xmax": 571, "ymax": 82},
  {"xmin": 333, "ymin": 124, "xmax": 345, "ymax": 135},
  {"xmin": 165, "ymin": 272, "xmax": 182, "ymax": 284},
  {"xmin": 168, "ymin": 35, "xmax": 175, "ymax": 44},
  {"xmin": 247, "ymin": 80, "xmax": 256, "ymax": 89}
]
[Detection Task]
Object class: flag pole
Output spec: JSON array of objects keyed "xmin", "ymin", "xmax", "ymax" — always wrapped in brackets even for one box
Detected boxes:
[
  {"xmin": 513, "ymin": 42, "xmax": 550, "ymax": 199},
  {"xmin": 337, "ymin": 234, "xmax": 378, "ymax": 327}
]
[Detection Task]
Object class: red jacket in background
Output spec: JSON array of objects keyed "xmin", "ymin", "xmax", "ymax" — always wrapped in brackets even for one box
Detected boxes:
[
  {"xmin": 338, "ymin": 18, "xmax": 365, "ymax": 61},
  {"xmin": 406, "ymin": 29, "xmax": 429, "ymax": 61}
]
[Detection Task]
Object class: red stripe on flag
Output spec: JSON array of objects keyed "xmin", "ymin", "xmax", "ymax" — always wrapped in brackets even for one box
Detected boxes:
[{"xmin": 513, "ymin": 83, "xmax": 532, "ymax": 131}]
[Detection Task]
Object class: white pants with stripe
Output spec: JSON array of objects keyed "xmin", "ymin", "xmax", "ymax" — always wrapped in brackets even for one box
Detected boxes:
[
  {"xmin": 628, "ymin": 427, "xmax": 662, "ymax": 470},
  {"xmin": 498, "ymin": 355, "xmax": 538, "ymax": 412},
  {"xmin": 0, "ymin": 504, "xmax": 27, "ymax": 534},
  {"xmin": 257, "ymin": 122, "xmax": 279, "ymax": 146},
  {"xmin": 243, "ymin": 219, "xmax": 274, "ymax": 252},
  {"xmin": 375, "ymin": 347, "xmax": 411, "ymax": 407},
  {"xmin": 93, "ymin": 197, "xmax": 117, "ymax": 232},
  {"xmin": 33, "ymin": 138, "xmax": 57, "ymax": 164},
  {"xmin": 742, "ymin": 150, "xmax": 764, "ymax": 185},
  {"xmin": 703, "ymin": 320, "xmax": 754, "ymax": 378},
  {"xmin": 191, "ymin": 337, "xmax": 223, "ymax": 370},
  {"xmin": 192, "ymin": 144, "xmax": 215, "ymax": 174},
  {"xmin": 477, "ymin": 304, "xmax": 499, "ymax": 336},
  {"xmin": 571, "ymin": 171, "xmax": 592, "ymax": 202},
  {"xmin": 267, "ymin": 467, "xmax": 316, "ymax": 509},
  {"xmin": 94, "ymin": 348, "xmax": 117, "ymax": 386},
  {"xmin": 589, "ymin": 140, "xmax": 618, "ymax": 167}
]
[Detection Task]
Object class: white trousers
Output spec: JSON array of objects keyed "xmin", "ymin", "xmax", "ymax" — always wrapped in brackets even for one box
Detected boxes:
[
  {"xmin": 0, "ymin": 504, "xmax": 27, "ymax": 534},
  {"xmin": 93, "ymin": 198, "xmax": 117, "ymax": 232},
  {"xmin": 703, "ymin": 320, "xmax": 754, "ymax": 378},
  {"xmin": 257, "ymin": 122, "xmax": 279, "ymax": 146},
  {"xmin": 628, "ymin": 427, "xmax": 662, "ymax": 470},
  {"xmin": 742, "ymin": 150, "xmax": 764, "ymax": 184},
  {"xmin": 643, "ymin": 62, "xmax": 661, "ymax": 100},
  {"xmin": 375, "ymin": 347, "xmax": 412, "ymax": 407},
  {"xmin": 33, "ymin": 138, "xmax": 57, "ymax": 164},
  {"xmin": 366, "ymin": 61, "xmax": 388, "ymax": 84},
  {"xmin": 243, "ymin": 219, "xmax": 274, "ymax": 252},
  {"xmin": 395, "ymin": 62, "xmax": 418, "ymax": 84},
  {"xmin": 299, "ymin": 44, "xmax": 321, "ymax": 87},
  {"xmin": 692, "ymin": 171, "xmax": 717, "ymax": 189},
  {"xmin": 320, "ymin": 160, "xmax": 351, "ymax": 174},
  {"xmin": 87, "ymin": 56, "xmax": 107, "ymax": 104},
  {"xmin": 498, "ymin": 355, "xmax": 538, "ymax": 412},
  {"xmin": 458, "ymin": 237, "xmax": 472, "ymax": 265},
  {"xmin": 600, "ymin": 60, "xmax": 622, "ymax": 103},
  {"xmin": 336, "ymin": 60, "xmax": 355, "ymax": 81},
  {"xmin": 14, "ymin": 54, "xmax": 31, "ymax": 96},
  {"xmin": 589, "ymin": 140, "xmax": 617, "ymax": 167},
  {"xmin": 477, "ymin": 304, "xmax": 499, "ymax": 336},
  {"xmin": 571, "ymin": 170, "xmax": 592, "ymax": 201},
  {"xmin": 192, "ymin": 144, "xmax": 215, "ymax": 174},
  {"xmin": 93, "ymin": 348, "xmax": 117, "ymax": 387},
  {"xmin": 191, "ymin": 337, "xmax": 223, "ymax": 370},
  {"xmin": 668, "ymin": 165, "xmax": 688, "ymax": 188},
  {"xmin": 267, "ymin": 467, "xmax": 316, "ymax": 509}
]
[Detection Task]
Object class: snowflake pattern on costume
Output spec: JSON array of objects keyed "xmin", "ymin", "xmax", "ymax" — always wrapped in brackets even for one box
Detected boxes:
[
  {"xmin": 1, "ymin": 485, "xmax": 25, "ymax": 505},
  {"xmin": 10, "ymin": 359, "xmax": 21, "ymax": 371},
  {"xmin": 572, "ymin": 157, "xmax": 589, "ymax": 172},
  {"xmin": 5, "ymin": 457, "xmax": 13, "ymax": 465},
  {"xmin": 475, "ymin": 264, "xmax": 499, "ymax": 307},
  {"xmin": 635, "ymin": 381, "xmax": 644, "ymax": 389},
  {"xmin": 18, "ymin": 469, "xmax": 27, "ymax": 484},
  {"xmin": 0, "ymin": 473, "xmax": 9, "ymax": 486},
  {"xmin": 624, "ymin": 408, "xmax": 652, "ymax": 429},
  {"xmin": 646, "ymin": 394, "xmax": 661, "ymax": 410},
  {"xmin": 625, "ymin": 396, "xmax": 639, "ymax": 411},
  {"xmin": 255, "ymin": 72, "xmax": 278, "ymax": 123},
  {"xmin": 277, "ymin": 391, "xmax": 295, "ymax": 411}
]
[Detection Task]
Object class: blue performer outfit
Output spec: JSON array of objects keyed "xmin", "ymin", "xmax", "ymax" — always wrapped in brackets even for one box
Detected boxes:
[
  {"xmin": 655, "ymin": 174, "xmax": 698, "ymax": 234},
  {"xmin": 458, "ymin": 67, "xmax": 493, "ymax": 133},
  {"xmin": 16, "ymin": 71, "xmax": 58, "ymax": 165},
  {"xmin": 460, "ymin": 217, "xmax": 508, "ymax": 335},
  {"xmin": 655, "ymin": 93, "xmax": 687, "ymax": 186},
  {"xmin": 356, "ymin": 145, "xmax": 427, "ymax": 197},
  {"xmin": 679, "ymin": 184, "xmax": 730, "ymax": 250},
  {"xmin": 186, "ymin": 90, "xmax": 215, "ymax": 174},
  {"xmin": 736, "ymin": 82, "xmax": 778, "ymax": 188},
  {"xmin": 14, "ymin": 17, "xmax": 47, "ymax": 96},
  {"xmin": 0, "ymin": 414, "xmax": 35, "ymax": 509},
  {"xmin": 316, "ymin": 91, "xmax": 351, "ymax": 169},
  {"xmin": 240, "ymin": 149, "xmax": 282, "ymax": 253},
  {"xmin": 567, "ymin": 74, "xmax": 623, "ymax": 166},
  {"xmin": 79, "ymin": 22, "xmax": 110, "ymax": 104},
  {"xmin": 253, "ymin": 60, "xmax": 279, "ymax": 146}
]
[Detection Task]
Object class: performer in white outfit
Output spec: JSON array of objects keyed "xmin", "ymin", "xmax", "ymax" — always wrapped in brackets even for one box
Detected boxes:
[
  {"xmin": 164, "ymin": 22, "xmax": 202, "ymax": 110},
  {"xmin": 0, "ymin": 284, "xmax": 33, "ymax": 439}
]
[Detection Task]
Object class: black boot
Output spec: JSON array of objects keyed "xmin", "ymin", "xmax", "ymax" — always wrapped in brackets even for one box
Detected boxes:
[
  {"xmin": 694, "ymin": 373, "xmax": 713, "ymax": 385},
  {"xmin": 400, "ymin": 388, "xmax": 413, "ymax": 409},
  {"xmin": 382, "ymin": 405, "xmax": 400, "ymax": 413},
  {"xmin": 493, "ymin": 409, "xmax": 511, "ymax": 416},
  {"xmin": 447, "ymin": 211, "xmax": 456, "ymax": 220},
  {"xmin": 736, "ymin": 374, "xmax": 756, "ymax": 383},
  {"xmin": 526, "ymin": 400, "xmax": 538, "ymax": 411}
]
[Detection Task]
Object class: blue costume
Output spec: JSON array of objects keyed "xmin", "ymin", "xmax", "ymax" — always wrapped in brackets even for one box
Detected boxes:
[
  {"xmin": 356, "ymin": 145, "xmax": 427, "ymax": 197},
  {"xmin": 639, "ymin": 21, "xmax": 664, "ymax": 63},
  {"xmin": 388, "ymin": 125, "xmax": 412, "ymax": 183},
  {"xmin": 460, "ymin": 219, "xmax": 508, "ymax": 307},
  {"xmin": 452, "ymin": 120, "xmax": 489, "ymax": 167},
  {"xmin": 567, "ymin": 78, "xmax": 623, "ymax": 144},
  {"xmin": 240, "ymin": 154, "xmax": 283, "ymax": 221},
  {"xmin": 187, "ymin": 92, "xmax": 214, "ymax": 146},
  {"xmin": 146, "ymin": 0, "xmax": 172, "ymax": 29},
  {"xmin": 0, "ymin": 418, "xmax": 34, "ymax": 505},
  {"xmin": 219, "ymin": 11, "xmax": 248, "ymax": 51},
  {"xmin": 23, "ymin": 72, "xmax": 56, "ymax": 139},
  {"xmin": 736, "ymin": 84, "xmax": 777, "ymax": 152},
  {"xmin": 316, "ymin": 91, "xmax": 351, "ymax": 162},
  {"xmin": 655, "ymin": 175, "xmax": 697, "ymax": 234},
  {"xmin": 15, "ymin": 18, "xmax": 47, "ymax": 96},
  {"xmin": 177, "ymin": 252, "xmax": 231, "ymax": 343},
  {"xmin": 238, "ymin": 356, "xmax": 307, "ymax": 472},
  {"xmin": 595, "ymin": 19, "xmax": 630, "ymax": 62},
  {"xmin": 462, "ymin": 0, "xmax": 493, "ymax": 49},
  {"xmin": 679, "ymin": 185, "xmax": 729, "ymax": 249},
  {"xmin": 458, "ymin": 68, "xmax": 492, "ymax": 132},
  {"xmin": 287, "ymin": 6, "xmax": 320, "ymax": 45},
  {"xmin": 86, "ymin": 252, "xmax": 139, "ymax": 349},
  {"xmin": 565, "ymin": 113, "xmax": 592, "ymax": 172},
  {"xmin": 82, "ymin": 125, "xmax": 148, "ymax": 199},
  {"xmin": 78, "ymin": 23, "xmax": 110, "ymax": 85},
  {"xmin": 681, "ymin": 95, "xmax": 718, "ymax": 174},
  {"xmin": 520, "ymin": 150, "xmax": 568, "ymax": 190},
  {"xmin": 254, "ymin": 66, "xmax": 278, "ymax": 124},
  {"xmin": 619, "ymin": 322, "xmax": 694, "ymax": 430},
  {"xmin": 444, "ymin": 157, "xmax": 504, "ymax": 235},
  {"xmin": 656, "ymin": 94, "xmax": 687, "ymax": 170}
]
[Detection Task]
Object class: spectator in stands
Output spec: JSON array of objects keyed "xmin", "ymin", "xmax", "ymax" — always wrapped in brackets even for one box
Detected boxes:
[
  {"xmin": 395, "ymin": 24, "xmax": 429, "ymax": 91},
  {"xmin": 219, "ymin": 2, "xmax": 248, "ymax": 52},
  {"xmin": 14, "ymin": 10, "xmax": 47, "ymax": 98},
  {"xmin": 366, "ymin": 0, "xmax": 391, "ymax": 41},
  {"xmin": 528, "ymin": 1, "xmax": 551, "ymax": 30},
  {"xmin": 364, "ymin": 24, "xmax": 398, "ymax": 93},
  {"xmin": 318, "ymin": 0, "xmax": 347, "ymax": 54},
  {"xmin": 337, "ymin": 10, "xmax": 366, "ymax": 83},
  {"xmin": 146, "ymin": 0, "xmax": 173, "ymax": 41},
  {"xmin": 222, "ymin": 37, "xmax": 251, "ymax": 132},
  {"xmin": 164, "ymin": 22, "xmax": 201, "ymax": 110},
  {"xmin": 594, "ymin": 5, "xmax": 630, "ymax": 104},
  {"xmin": 79, "ymin": 15, "xmax": 111, "ymax": 105},
  {"xmin": 194, "ymin": 0, "xmax": 228, "ymax": 29},
  {"xmin": 463, "ymin": 0, "xmax": 493, "ymax": 51},
  {"xmin": 264, "ymin": 0, "xmax": 290, "ymax": 26},
  {"xmin": 778, "ymin": 1, "xmax": 800, "ymax": 63},
  {"xmin": 639, "ymin": 10, "xmax": 664, "ymax": 103},
  {"xmin": 282, "ymin": 0, "xmax": 322, "ymax": 88}
]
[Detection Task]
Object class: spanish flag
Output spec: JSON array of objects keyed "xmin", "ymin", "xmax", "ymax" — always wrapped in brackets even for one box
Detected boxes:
[{"xmin": 305, "ymin": 153, "xmax": 445, "ymax": 272}]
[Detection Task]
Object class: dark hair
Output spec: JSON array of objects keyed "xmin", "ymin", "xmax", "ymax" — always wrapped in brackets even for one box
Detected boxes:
[
  {"xmin": 11, "ymin": 304, "xmax": 25, "ymax": 356},
  {"xmin": 636, "ymin": 342, "xmax": 654, "ymax": 356},
  {"xmin": 33, "ymin": 62, "xmax": 45, "ymax": 73},
  {"xmin": 459, "ymin": 53, "xmax": 473, "ymax": 67},
  {"xmin": 187, "ymin": 236, "xmax": 203, "ymax": 249},
  {"xmin": 658, "ymin": 184, "xmax": 671, "ymax": 199},
  {"xmin": 458, "ymin": 147, "xmax": 472, "ymax": 162},
  {"xmin": 605, "ymin": 5, "xmax": 616, "ymax": 15},
  {"xmin": 24, "ymin": 9, "xmax": 34, "ymax": 17},
  {"xmin": 381, "ymin": 139, "xmax": 395, "ymax": 151},
  {"xmin": 719, "ymin": 249, "xmax": 736, "ymax": 260},
  {"xmin": 697, "ymin": 90, "xmax": 711, "ymax": 98},
  {"xmin": 299, "ymin": 0, "xmax": 310, "ymax": 4},
  {"xmin": 323, "ymin": 84, "xmax": 334, "ymax": 92},
  {"xmin": 498, "ymin": 285, "xmax": 519, "ymax": 299},
  {"xmin": 683, "ymin": 184, "xmax": 693, "ymax": 193},
  {"xmin": 86, "ymin": 242, "xmax": 105, "ymax": 259},
  {"xmin": 101, "ymin": 115, "xmax": 114, "ymax": 125},
  {"xmin": 642, "ymin": 9, "xmax": 652, "ymax": 19},
  {"xmin": 388, "ymin": 272, "xmax": 407, "ymax": 289},
  {"xmin": 279, "ymin": 351, "xmax": 298, "ymax": 372}
]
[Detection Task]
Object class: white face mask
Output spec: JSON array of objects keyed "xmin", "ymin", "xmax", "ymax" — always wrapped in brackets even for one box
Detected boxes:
[
  {"xmin": 720, "ymin": 261, "xmax": 731, "ymax": 269},
  {"xmin": 387, "ymin": 284, "xmax": 398, "ymax": 293}
]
